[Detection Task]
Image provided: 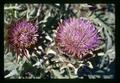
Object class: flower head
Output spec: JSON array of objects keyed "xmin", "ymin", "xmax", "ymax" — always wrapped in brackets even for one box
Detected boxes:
[
  {"xmin": 8, "ymin": 19, "xmax": 38, "ymax": 59},
  {"xmin": 55, "ymin": 17, "xmax": 101, "ymax": 60}
]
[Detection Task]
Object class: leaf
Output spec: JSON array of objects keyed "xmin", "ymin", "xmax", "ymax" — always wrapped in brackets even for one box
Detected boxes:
[
  {"xmin": 95, "ymin": 70, "xmax": 105, "ymax": 74},
  {"xmin": 104, "ymin": 27, "xmax": 113, "ymax": 50},
  {"xmin": 5, "ymin": 69, "xmax": 19, "ymax": 78},
  {"xmin": 106, "ymin": 46, "xmax": 115, "ymax": 63},
  {"xmin": 51, "ymin": 69, "xmax": 69, "ymax": 79},
  {"xmin": 87, "ymin": 61, "xmax": 93, "ymax": 69},
  {"xmin": 4, "ymin": 52, "xmax": 19, "ymax": 71},
  {"xmin": 4, "ymin": 62, "xmax": 19, "ymax": 71}
]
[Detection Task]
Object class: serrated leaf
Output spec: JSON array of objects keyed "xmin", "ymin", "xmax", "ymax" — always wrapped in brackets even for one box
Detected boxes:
[
  {"xmin": 5, "ymin": 69, "xmax": 19, "ymax": 78},
  {"xmin": 4, "ymin": 62, "xmax": 19, "ymax": 71},
  {"xmin": 4, "ymin": 52, "xmax": 19, "ymax": 71}
]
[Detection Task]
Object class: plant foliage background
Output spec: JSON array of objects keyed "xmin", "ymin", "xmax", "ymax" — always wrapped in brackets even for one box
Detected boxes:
[{"xmin": 4, "ymin": 4, "xmax": 115, "ymax": 79}]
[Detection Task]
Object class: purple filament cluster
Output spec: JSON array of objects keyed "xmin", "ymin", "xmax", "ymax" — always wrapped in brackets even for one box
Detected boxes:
[{"xmin": 55, "ymin": 17, "xmax": 101, "ymax": 59}]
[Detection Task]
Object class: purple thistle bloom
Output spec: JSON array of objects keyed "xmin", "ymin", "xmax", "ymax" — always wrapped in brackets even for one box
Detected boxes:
[
  {"xmin": 55, "ymin": 17, "xmax": 101, "ymax": 60},
  {"xmin": 8, "ymin": 19, "xmax": 38, "ymax": 59}
]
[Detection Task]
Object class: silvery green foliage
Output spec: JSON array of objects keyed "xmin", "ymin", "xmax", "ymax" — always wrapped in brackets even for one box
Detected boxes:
[{"xmin": 4, "ymin": 4, "xmax": 115, "ymax": 79}]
